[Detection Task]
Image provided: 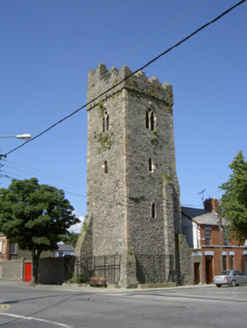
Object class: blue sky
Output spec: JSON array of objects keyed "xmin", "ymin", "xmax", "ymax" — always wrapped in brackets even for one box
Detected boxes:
[{"xmin": 1, "ymin": 0, "xmax": 246, "ymax": 231}]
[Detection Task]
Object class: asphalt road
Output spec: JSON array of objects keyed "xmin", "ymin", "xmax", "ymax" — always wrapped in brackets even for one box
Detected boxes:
[{"xmin": 0, "ymin": 281, "xmax": 246, "ymax": 328}]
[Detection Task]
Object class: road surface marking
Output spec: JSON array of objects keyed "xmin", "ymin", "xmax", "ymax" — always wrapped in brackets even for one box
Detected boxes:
[
  {"xmin": 0, "ymin": 304, "xmax": 10, "ymax": 312},
  {"xmin": 0, "ymin": 312, "xmax": 73, "ymax": 327}
]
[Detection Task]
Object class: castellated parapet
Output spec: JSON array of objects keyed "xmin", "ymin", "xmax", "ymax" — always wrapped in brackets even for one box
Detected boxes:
[
  {"xmin": 87, "ymin": 63, "xmax": 173, "ymax": 111},
  {"xmin": 76, "ymin": 63, "xmax": 192, "ymax": 288}
]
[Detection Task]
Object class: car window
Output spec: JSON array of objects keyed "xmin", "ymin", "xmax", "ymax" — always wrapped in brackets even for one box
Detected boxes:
[
  {"xmin": 219, "ymin": 271, "xmax": 230, "ymax": 275},
  {"xmin": 237, "ymin": 271, "xmax": 245, "ymax": 276}
]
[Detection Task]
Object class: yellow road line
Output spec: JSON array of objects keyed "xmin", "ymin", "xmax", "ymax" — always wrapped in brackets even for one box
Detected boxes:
[{"xmin": 0, "ymin": 304, "xmax": 10, "ymax": 312}]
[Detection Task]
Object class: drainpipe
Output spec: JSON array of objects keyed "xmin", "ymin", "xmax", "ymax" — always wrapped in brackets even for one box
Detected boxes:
[{"xmin": 218, "ymin": 211, "xmax": 223, "ymax": 272}]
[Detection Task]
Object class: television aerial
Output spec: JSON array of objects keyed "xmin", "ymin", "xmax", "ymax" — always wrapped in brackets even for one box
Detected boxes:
[{"xmin": 197, "ymin": 188, "xmax": 206, "ymax": 201}]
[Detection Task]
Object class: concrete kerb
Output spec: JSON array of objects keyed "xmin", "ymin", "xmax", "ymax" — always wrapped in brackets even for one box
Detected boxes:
[{"xmin": 0, "ymin": 280, "xmax": 214, "ymax": 293}]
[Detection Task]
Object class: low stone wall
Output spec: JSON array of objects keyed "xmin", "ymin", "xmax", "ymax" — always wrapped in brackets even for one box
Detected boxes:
[
  {"xmin": 38, "ymin": 256, "xmax": 75, "ymax": 285},
  {"xmin": 0, "ymin": 256, "xmax": 76, "ymax": 284},
  {"xmin": 0, "ymin": 258, "xmax": 24, "ymax": 282}
]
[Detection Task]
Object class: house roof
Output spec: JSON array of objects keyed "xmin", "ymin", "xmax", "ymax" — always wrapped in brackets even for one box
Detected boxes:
[
  {"xmin": 57, "ymin": 244, "xmax": 74, "ymax": 252},
  {"xmin": 181, "ymin": 206, "xmax": 228, "ymax": 226}
]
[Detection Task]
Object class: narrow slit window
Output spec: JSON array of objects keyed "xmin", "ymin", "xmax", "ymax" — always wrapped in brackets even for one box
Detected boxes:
[
  {"xmin": 103, "ymin": 116, "xmax": 106, "ymax": 132},
  {"xmin": 146, "ymin": 108, "xmax": 155, "ymax": 131},
  {"xmin": 103, "ymin": 110, "xmax": 109, "ymax": 132},
  {"xmin": 146, "ymin": 110, "xmax": 149, "ymax": 129},
  {"xmin": 150, "ymin": 111, "xmax": 154, "ymax": 130},
  {"xmin": 151, "ymin": 202, "xmax": 156, "ymax": 218},
  {"xmin": 106, "ymin": 114, "xmax": 109, "ymax": 131},
  {"xmin": 149, "ymin": 157, "xmax": 153, "ymax": 172},
  {"xmin": 104, "ymin": 160, "xmax": 108, "ymax": 174}
]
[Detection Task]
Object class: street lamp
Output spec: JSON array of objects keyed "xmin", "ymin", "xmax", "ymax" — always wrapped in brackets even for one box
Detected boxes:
[
  {"xmin": 0, "ymin": 134, "xmax": 31, "ymax": 140},
  {"xmin": 0, "ymin": 133, "xmax": 31, "ymax": 158}
]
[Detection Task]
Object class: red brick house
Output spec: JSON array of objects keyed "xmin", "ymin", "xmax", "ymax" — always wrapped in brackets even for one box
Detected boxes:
[
  {"xmin": 0, "ymin": 234, "xmax": 53, "ymax": 261},
  {"xmin": 0, "ymin": 233, "xmax": 9, "ymax": 261},
  {"xmin": 182, "ymin": 198, "xmax": 247, "ymax": 284}
]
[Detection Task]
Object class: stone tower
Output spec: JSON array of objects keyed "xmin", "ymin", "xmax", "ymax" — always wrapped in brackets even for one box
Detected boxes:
[{"xmin": 76, "ymin": 63, "xmax": 188, "ymax": 287}]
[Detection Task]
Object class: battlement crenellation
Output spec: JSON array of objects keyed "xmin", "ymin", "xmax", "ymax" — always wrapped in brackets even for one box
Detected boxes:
[{"xmin": 87, "ymin": 63, "xmax": 173, "ymax": 110}]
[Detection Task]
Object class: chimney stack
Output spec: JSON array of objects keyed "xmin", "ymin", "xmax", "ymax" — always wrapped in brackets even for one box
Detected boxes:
[{"xmin": 204, "ymin": 197, "xmax": 218, "ymax": 213}]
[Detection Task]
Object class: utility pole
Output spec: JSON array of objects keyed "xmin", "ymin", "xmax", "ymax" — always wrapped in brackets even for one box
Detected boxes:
[{"xmin": 218, "ymin": 201, "xmax": 223, "ymax": 272}]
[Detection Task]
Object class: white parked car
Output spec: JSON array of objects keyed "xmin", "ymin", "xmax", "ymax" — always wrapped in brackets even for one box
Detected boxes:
[{"xmin": 213, "ymin": 270, "xmax": 247, "ymax": 287}]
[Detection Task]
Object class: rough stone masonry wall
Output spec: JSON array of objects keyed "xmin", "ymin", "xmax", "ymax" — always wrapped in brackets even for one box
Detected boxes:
[
  {"xmin": 85, "ymin": 64, "xmax": 128, "ymax": 256},
  {"xmin": 75, "ymin": 213, "xmax": 93, "ymax": 257},
  {"xmin": 121, "ymin": 71, "xmax": 181, "ymax": 282},
  {"xmin": 123, "ymin": 88, "xmax": 171, "ymax": 254},
  {"xmin": 0, "ymin": 258, "xmax": 24, "ymax": 281},
  {"xmin": 38, "ymin": 257, "xmax": 76, "ymax": 285},
  {"xmin": 77, "ymin": 63, "xmax": 192, "ymax": 285},
  {"xmin": 179, "ymin": 234, "xmax": 193, "ymax": 285},
  {"xmin": 85, "ymin": 63, "xmax": 179, "ymax": 256}
]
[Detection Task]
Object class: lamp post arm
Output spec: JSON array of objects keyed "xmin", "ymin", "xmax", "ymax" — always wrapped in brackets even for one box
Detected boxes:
[{"xmin": 0, "ymin": 134, "xmax": 31, "ymax": 140}]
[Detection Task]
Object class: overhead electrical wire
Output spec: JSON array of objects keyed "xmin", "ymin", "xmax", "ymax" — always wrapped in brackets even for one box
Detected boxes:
[
  {"xmin": 0, "ymin": 168, "xmax": 86, "ymax": 198},
  {"xmin": 0, "ymin": 159, "xmax": 86, "ymax": 197},
  {"xmin": 115, "ymin": 0, "xmax": 208, "ymax": 68},
  {"xmin": 3, "ymin": 0, "xmax": 207, "ymax": 154},
  {"xmin": 181, "ymin": 204, "xmax": 204, "ymax": 208},
  {"xmin": 1, "ymin": 166, "xmax": 86, "ymax": 194},
  {"xmin": 3, "ymin": 0, "xmax": 246, "ymax": 158},
  {"xmin": 4, "ymin": 159, "xmax": 85, "ymax": 187},
  {"xmin": 0, "ymin": 0, "xmax": 209, "ymax": 193}
]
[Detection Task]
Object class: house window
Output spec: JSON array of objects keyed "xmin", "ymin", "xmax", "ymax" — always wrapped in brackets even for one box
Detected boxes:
[
  {"xmin": 205, "ymin": 228, "xmax": 211, "ymax": 245},
  {"xmin": 103, "ymin": 110, "xmax": 109, "ymax": 132},
  {"xmin": 10, "ymin": 243, "xmax": 17, "ymax": 254},
  {"xmin": 151, "ymin": 202, "xmax": 156, "ymax": 219},
  {"xmin": 146, "ymin": 108, "xmax": 155, "ymax": 131},
  {"xmin": 103, "ymin": 160, "xmax": 108, "ymax": 174},
  {"xmin": 223, "ymin": 229, "xmax": 229, "ymax": 245},
  {"xmin": 230, "ymin": 255, "xmax": 234, "ymax": 270},
  {"xmin": 2, "ymin": 241, "xmax": 6, "ymax": 254},
  {"xmin": 222, "ymin": 255, "xmax": 227, "ymax": 271}
]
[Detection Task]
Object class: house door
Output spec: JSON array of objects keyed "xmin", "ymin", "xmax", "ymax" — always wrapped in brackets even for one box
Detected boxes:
[
  {"xmin": 205, "ymin": 256, "xmax": 213, "ymax": 284},
  {"xmin": 194, "ymin": 263, "xmax": 200, "ymax": 284},
  {"xmin": 24, "ymin": 262, "xmax": 32, "ymax": 282}
]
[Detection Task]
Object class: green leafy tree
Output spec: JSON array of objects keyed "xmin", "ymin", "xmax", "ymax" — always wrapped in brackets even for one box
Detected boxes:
[
  {"xmin": 219, "ymin": 151, "xmax": 247, "ymax": 243},
  {"xmin": 61, "ymin": 231, "xmax": 79, "ymax": 248},
  {"xmin": 0, "ymin": 178, "xmax": 79, "ymax": 284}
]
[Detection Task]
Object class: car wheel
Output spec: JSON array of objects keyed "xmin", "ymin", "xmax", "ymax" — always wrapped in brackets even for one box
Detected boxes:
[
  {"xmin": 216, "ymin": 284, "xmax": 222, "ymax": 288},
  {"xmin": 230, "ymin": 280, "xmax": 236, "ymax": 287}
]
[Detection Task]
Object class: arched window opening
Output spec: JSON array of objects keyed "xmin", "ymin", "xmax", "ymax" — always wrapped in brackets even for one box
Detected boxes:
[
  {"xmin": 103, "ymin": 110, "xmax": 109, "ymax": 132},
  {"xmin": 151, "ymin": 202, "xmax": 156, "ymax": 219},
  {"xmin": 104, "ymin": 160, "xmax": 108, "ymax": 174},
  {"xmin": 146, "ymin": 108, "xmax": 155, "ymax": 131}
]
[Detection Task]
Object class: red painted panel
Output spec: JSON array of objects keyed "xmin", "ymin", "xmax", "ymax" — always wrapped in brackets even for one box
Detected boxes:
[{"xmin": 24, "ymin": 262, "xmax": 32, "ymax": 282}]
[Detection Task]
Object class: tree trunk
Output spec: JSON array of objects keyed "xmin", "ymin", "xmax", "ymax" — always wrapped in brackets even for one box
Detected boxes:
[{"xmin": 31, "ymin": 250, "xmax": 40, "ymax": 285}]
